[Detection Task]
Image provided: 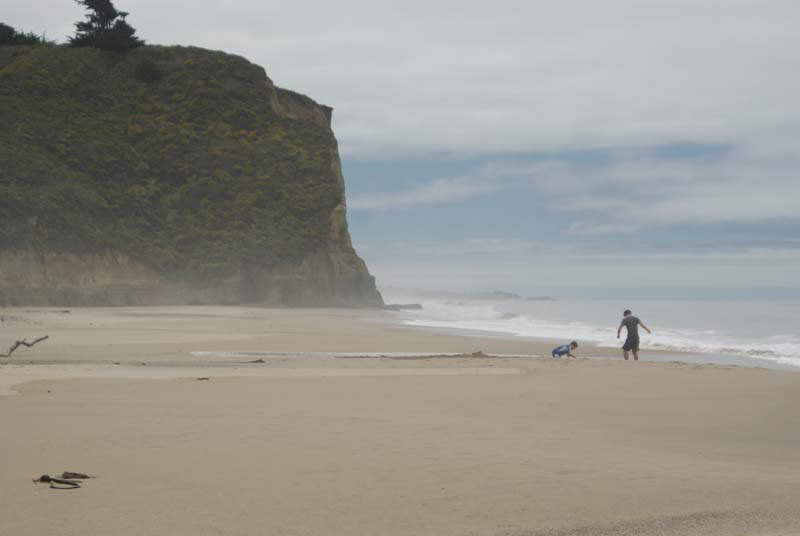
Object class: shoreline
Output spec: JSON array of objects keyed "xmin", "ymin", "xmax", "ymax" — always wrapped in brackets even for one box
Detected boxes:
[
  {"xmin": 0, "ymin": 303, "xmax": 796, "ymax": 400},
  {"xmin": 1, "ymin": 304, "xmax": 796, "ymax": 375},
  {"xmin": 384, "ymin": 307, "xmax": 800, "ymax": 371}
]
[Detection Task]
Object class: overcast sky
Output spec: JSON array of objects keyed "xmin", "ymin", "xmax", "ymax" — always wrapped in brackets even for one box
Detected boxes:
[{"xmin": 6, "ymin": 1, "xmax": 800, "ymax": 296}]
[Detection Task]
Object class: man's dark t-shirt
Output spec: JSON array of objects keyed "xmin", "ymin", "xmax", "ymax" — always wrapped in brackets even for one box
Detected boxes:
[{"xmin": 621, "ymin": 316, "xmax": 640, "ymax": 338}]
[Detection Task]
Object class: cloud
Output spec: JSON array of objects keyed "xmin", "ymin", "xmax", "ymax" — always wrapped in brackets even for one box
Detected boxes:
[
  {"xmin": 348, "ymin": 177, "xmax": 498, "ymax": 210},
  {"xmin": 349, "ymin": 134, "xmax": 800, "ymax": 228},
  {"xmin": 567, "ymin": 222, "xmax": 640, "ymax": 235},
  {"xmin": 551, "ymin": 141, "xmax": 800, "ymax": 228},
  {"xmin": 374, "ymin": 237, "xmax": 561, "ymax": 256},
  {"xmin": 359, "ymin": 236, "xmax": 800, "ymax": 291},
  {"xmin": 358, "ymin": 234, "xmax": 800, "ymax": 261}
]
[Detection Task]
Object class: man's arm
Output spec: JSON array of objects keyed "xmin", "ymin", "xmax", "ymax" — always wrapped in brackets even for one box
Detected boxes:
[
  {"xmin": 568, "ymin": 352, "xmax": 576, "ymax": 358},
  {"xmin": 639, "ymin": 320, "xmax": 652, "ymax": 334},
  {"xmin": 617, "ymin": 321, "xmax": 623, "ymax": 338}
]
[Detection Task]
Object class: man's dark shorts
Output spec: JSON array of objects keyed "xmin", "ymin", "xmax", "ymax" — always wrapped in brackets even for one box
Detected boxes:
[{"xmin": 623, "ymin": 336, "xmax": 639, "ymax": 352}]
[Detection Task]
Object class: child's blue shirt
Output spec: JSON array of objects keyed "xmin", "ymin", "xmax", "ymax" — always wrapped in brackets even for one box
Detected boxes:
[{"xmin": 552, "ymin": 344, "xmax": 571, "ymax": 357}]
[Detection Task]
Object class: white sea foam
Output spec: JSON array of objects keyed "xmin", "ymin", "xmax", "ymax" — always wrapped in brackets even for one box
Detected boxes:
[{"xmin": 396, "ymin": 298, "xmax": 800, "ymax": 368}]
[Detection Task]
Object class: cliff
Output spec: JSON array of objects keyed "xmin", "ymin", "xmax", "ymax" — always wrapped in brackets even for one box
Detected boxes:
[{"xmin": 0, "ymin": 44, "xmax": 383, "ymax": 306}]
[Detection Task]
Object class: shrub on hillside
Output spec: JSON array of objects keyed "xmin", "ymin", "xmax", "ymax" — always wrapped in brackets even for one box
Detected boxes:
[
  {"xmin": 134, "ymin": 58, "xmax": 162, "ymax": 83},
  {"xmin": 0, "ymin": 22, "xmax": 48, "ymax": 45}
]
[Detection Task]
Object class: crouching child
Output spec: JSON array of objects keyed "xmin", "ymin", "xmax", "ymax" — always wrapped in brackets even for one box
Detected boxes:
[{"xmin": 551, "ymin": 341, "xmax": 578, "ymax": 358}]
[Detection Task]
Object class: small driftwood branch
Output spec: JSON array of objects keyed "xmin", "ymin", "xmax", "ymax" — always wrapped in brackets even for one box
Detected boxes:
[{"xmin": 1, "ymin": 335, "xmax": 49, "ymax": 358}]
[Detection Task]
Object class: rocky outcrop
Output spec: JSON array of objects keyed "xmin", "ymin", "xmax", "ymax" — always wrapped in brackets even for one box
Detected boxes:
[{"xmin": 0, "ymin": 46, "xmax": 382, "ymax": 307}]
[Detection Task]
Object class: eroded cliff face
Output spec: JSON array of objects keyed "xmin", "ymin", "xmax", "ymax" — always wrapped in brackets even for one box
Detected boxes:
[
  {"xmin": 0, "ymin": 195, "xmax": 382, "ymax": 307},
  {"xmin": 0, "ymin": 46, "xmax": 382, "ymax": 307},
  {"xmin": 0, "ymin": 240, "xmax": 382, "ymax": 307}
]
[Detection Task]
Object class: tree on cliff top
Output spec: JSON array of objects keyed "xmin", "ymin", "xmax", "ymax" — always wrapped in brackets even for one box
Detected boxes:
[{"xmin": 69, "ymin": 0, "xmax": 143, "ymax": 53}]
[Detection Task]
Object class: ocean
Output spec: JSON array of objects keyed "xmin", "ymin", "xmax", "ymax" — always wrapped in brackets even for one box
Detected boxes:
[{"xmin": 381, "ymin": 290, "xmax": 800, "ymax": 370}]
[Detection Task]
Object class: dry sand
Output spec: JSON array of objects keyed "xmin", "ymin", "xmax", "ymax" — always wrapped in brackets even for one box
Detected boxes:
[{"xmin": 1, "ymin": 306, "xmax": 799, "ymax": 535}]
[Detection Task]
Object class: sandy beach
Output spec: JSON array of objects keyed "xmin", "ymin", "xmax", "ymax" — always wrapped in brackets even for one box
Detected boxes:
[{"xmin": 1, "ymin": 306, "xmax": 799, "ymax": 535}]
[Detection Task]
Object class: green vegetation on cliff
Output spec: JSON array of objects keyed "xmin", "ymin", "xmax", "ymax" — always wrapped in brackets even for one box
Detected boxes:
[
  {"xmin": 0, "ymin": 44, "xmax": 342, "ymax": 283},
  {"xmin": 0, "ymin": 23, "xmax": 49, "ymax": 46}
]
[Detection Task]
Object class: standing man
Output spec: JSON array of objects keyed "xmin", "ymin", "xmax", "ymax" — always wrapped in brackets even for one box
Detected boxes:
[{"xmin": 617, "ymin": 309, "xmax": 651, "ymax": 361}]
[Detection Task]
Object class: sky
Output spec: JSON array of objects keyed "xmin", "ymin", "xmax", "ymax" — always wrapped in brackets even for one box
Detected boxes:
[{"xmin": 6, "ymin": 1, "xmax": 800, "ymax": 296}]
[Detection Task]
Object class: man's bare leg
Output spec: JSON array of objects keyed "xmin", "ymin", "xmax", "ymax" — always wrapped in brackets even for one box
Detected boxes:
[
  {"xmin": 624, "ymin": 350, "xmax": 629, "ymax": 360},
  {"xmin": 633, "ymin": 350, "xmax": 639, "ymax": 361}
]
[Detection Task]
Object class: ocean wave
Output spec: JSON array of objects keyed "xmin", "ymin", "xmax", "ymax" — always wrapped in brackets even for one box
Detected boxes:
[{"xmin": 400, "ymin": 299, "xmax": 800, "ymax": 367}]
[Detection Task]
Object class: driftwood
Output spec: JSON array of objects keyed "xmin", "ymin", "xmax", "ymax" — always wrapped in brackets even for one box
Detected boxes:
[
  {"xmin": 33, "ymin": 472, "xmax": 92, "ymax": 490},
  {"xmin": 61, "ymin": 472, "xmax": 91, "ymax": 480},
  {"xmin": 1, "ymin": 335, "xmax": 49, "ymax": 358}
]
